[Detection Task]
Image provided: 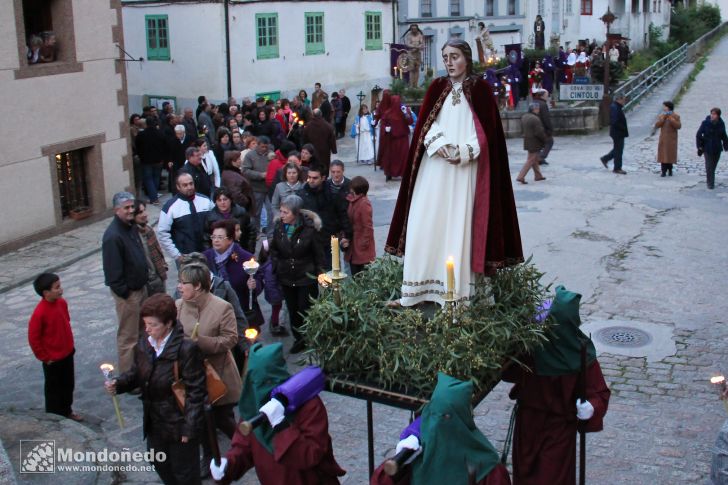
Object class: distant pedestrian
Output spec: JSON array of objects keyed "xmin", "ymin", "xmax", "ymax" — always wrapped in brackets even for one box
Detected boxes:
[
  {"xmin": 303, "ymin": 109, "xmax": 337, "ymax": 174},
  {"xmin": 654, "ymin": 101, "xmax": 681, "ymax": 177},
  {"xmin": 517, "ymin": 103, "xmax": 547, "ymax": 184},
  {"xmin": 533, "ymin": 88, "xmax": 554, "ymax": 165},
  {"xmin": 696, "ymin": 107, "xmax": 728, "ymax": 190},
  {"xmin": 28, "ymin": 273, "xmax": 82, "ymax": 421},
  {"xmin": 600, "ymin": 94, "xmax": 628, "ymax": 175},
  {"xmin": 102, "ymin": 191, "xmax": 149, "ymax": 373},
  {"xmin": 377, "ymin": 95, "xmax": 413, "ymax": 181}
]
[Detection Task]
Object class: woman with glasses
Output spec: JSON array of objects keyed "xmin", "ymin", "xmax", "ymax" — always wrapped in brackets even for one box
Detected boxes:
[
  {"xmin": 176, "ymin": 263, "xmax": 242, "ymax": 478},
  {"xmin": 203, "ymin": 220, "xmax": 264, "ymax": 330}
]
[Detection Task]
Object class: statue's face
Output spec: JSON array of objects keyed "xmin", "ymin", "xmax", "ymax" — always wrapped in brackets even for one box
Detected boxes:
[{"xmin": 442, "ymin": 46, "xmax": 467, "ymax": 82}]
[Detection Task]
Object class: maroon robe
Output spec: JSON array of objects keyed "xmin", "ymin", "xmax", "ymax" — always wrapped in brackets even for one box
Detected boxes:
[
  {"xmin": 220, "ymin": 396, "xmax": 346, "ymax": 485},
  {"xmin": 385, "ymin": 76, "xmax": 523, "ymax": 275},
  {"xmin": 371, "ymin": 462, "xmax": 512, "ymax": 485},
  {"xmin": 378, "ymin": 96, "xmax": 413, "ymax": 178},
  {"xmin": 502, "ymin": 359, "xmax": 611, "ymax": 485}
]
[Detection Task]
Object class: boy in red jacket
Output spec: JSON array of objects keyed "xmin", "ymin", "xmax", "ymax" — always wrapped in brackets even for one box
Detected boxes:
[{"xmin": 28, "ymin": 273, "xmax": 82, "ymax": 421}]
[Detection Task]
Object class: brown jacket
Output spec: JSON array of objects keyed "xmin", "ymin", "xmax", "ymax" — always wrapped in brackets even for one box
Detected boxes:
[
  {"xmin": 345, "ymin": 194, "xmax": 376, "ymax": 265},
  {"xmin": 302, "ymin": 117, "xmax": 337, "ymax": 170},
  {"xmin": 655, "ymin": 113, "xmax": 681, "ymax": 164},
  {"xmin": 176, "ymin": 291, "xmax": 242, "ymax": 406},
  {"xmin": 521, "ymin": 112, "xmax": 547, "ymax": 152}
]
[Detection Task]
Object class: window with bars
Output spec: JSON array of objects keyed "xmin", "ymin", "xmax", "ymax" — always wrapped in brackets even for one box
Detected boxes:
[
  {"xmin": 55, "ymin": 149, "xmax": 89, "ymax": 218},
  {"xmin": 423, "ymin": 35, "xmax": 433, "ymax": 71},
  {"xmin": 508, "ymin": 0, "xmax": 516, "ymax": 15},
  {"xmin": 581, "ymin": 0, "xmax": 592, "ymax": 15},
  {"xmin": 145, "ymin": 15, "xmax": 170, "ymax": 61},
  {"xmin": 565, "ymin": 0, "xmax": 573, "ymax": 15},
  {"xmin": 365, "ymin": 11, "xmax": 382, "ymax": 50},
  {"xmin": 256, "ymin": 13, "xmax": 279, "ymax": 59},
  {"xmin": 450, "ymin": 0, "xmax": 461, "ymax": 16},
  {"xmin": 305, "ymin": 12, "xmax": 324, "ymax": 55},
  {"xmin": 538, "ymin": 0, "xmax": 545, "ymax": 15},
  {"xmin": 485, "ymin": 0, "xmax": 495, "ymax": 16},
  {"xmin": 421, "ymin": 0, "xmax": 433, "ymax": 17}
]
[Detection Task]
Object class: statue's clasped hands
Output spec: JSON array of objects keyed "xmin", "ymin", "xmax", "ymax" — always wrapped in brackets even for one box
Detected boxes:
[{"xmin": 437, "ymin": 144, "xmax": 461, "ymax": 165}]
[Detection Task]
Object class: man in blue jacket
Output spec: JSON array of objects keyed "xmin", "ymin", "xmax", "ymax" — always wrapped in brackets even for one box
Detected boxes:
[
  {"xmin": 696, "ymin": 107, "xmax": 728, "ymax": 189},
  {"xmin": 600, "ymin": 95, "xmax": 628, "ymax": 175},
  {"xmin": 102, "ymin": 192, "xmax": 149, "ymax": 373}
]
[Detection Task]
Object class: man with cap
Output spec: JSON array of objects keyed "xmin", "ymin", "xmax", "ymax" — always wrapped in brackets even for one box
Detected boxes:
[
  {"xmin": 210, "ymin": 342, "xmax": 346, "ymax": 484},
  {"xmin": 102, "ymin": 192, "xmax": 149, "ymax": 373},
  {"xmin": 371, "ymin": 372, "xmax": 511, "ymax": 485},
  {"xmin": 502, "ymin": 285, "xmax": 611, "ymax": 485}
]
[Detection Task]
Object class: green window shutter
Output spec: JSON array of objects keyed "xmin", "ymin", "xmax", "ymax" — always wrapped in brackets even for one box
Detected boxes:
[
  {"xmin": 365, "ymin": 11, "xmax": 382, "ymax": 50},
  {"xmin": 145, "ymin": 15, "xmax": 170, "ymax": 61},
  {"xmin": 305, "ymin": 12, "xmax": 325, "ymax": 55},
  {"xmin": 256, "ymin": 13, "xmax": 279, "ymax": 59}
]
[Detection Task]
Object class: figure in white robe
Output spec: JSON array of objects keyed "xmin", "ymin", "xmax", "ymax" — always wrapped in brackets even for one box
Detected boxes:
[
  {"xmin": 353, "ymin": 113, "xmax": 375, "ymax": 164},
  {"xmin": 400, "ymin": 81, "xmax": 480, "ymax": 306}
]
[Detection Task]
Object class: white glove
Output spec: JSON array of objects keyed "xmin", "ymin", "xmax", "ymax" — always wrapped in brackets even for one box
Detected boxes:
[
  {"xmin": 395, "ymin": 435, "xmax": 422, "ymax": 464},
  {"xmin": 385, "ymin": 126, "xmax": 392, "ymax": 133},
  {"xmin": 576, "ymin": 399, "xmax": 594, "ymax": 420},
  {"xmin": 260, "ymin": 398, "xmax": 285, "ymax": 427},
  {"xmin": 210, "ymin": 457, "xmax": 228, "ymax": 481}
]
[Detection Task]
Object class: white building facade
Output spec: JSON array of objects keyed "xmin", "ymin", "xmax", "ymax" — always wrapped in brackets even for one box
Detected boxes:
[
  {"xmin": 0, "ymin": 0, "xmax": 132, "ymax": 252},
  {"xmin": 396, "ymin": 0, "xmax": 670, "ymax": 76},
  {"xmin": 122, "ymin": 0, "xmax": 395, "ymax": 112}
]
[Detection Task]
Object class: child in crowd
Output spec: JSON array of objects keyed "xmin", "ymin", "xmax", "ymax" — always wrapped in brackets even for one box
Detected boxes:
[
  {"xmin": 258, "ymin": 239, "xmax": 287, "ymax": 336},
  {"xmin": 344, "ymin": 176, "xmax": 376, "ymax": 276},
  {"xmin": 28, "ymin": 273, "xmax": 82, "ymax": 421}
]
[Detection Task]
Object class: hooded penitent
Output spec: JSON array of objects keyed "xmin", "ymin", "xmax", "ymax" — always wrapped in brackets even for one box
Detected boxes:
[
  {"xmin": 237, "ymin": 342, "xmax": 291, "ymax": 453},
  {"xmin": 534, "ymin": 285, "xmax": 596, "ymax": 376},
  {"xmin": 411, "ymin": 373, "xmax": 500, "ymax": 485}
]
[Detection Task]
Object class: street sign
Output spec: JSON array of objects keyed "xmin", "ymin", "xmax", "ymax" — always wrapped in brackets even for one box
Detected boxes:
[{"xmin": 560, "ymin": 84, "xmax": 604, "ymax": 101}]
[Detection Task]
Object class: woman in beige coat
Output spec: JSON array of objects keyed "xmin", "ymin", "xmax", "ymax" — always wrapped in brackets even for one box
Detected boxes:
[
  {"xmin": 655, "ymin": 101, "xmax": 681, "ymax": 177},
  {"xmin": 176, "ymin": 263, "xmax": 242, "ymax": 478}
]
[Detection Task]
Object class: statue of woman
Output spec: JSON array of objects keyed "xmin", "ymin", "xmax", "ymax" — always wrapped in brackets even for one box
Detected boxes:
[{"xmin": 385, "ymin": 40, "xmax": 523, "ymax": 307}]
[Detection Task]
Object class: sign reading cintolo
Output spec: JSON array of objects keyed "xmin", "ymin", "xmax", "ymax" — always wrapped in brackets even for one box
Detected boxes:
[{"xmin": 559, "ymin": 84, "xmax": 605, "ymax": 100}]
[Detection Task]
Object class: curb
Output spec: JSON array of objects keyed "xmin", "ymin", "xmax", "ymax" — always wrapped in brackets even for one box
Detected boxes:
[
  {"xmin": 0, "ymin": 436, "xmax": 17, "ymax": 485},
  {"xmin": 0, "ymin": 215, "xmax": 160, "ymax": 296}
]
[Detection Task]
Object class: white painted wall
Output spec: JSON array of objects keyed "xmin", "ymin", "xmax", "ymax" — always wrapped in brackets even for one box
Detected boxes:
[
  {"xmin": 122, "ymin": 1, "xmax": 394, "ymax": 113},
  {"xmin": 122, "ymin": 2, "xmax": 228, "ymax": 112}
]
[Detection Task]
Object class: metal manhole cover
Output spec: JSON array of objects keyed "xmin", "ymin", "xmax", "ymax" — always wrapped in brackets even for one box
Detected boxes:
[{"xmin": 595, "ymin": 326, "xmax": 653, "ymax": 348}]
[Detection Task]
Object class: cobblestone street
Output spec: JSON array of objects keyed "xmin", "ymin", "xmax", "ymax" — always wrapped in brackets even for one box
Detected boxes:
[{"xmin": 2, "ymin": 37, "xmax": 728, "ymax": 485}]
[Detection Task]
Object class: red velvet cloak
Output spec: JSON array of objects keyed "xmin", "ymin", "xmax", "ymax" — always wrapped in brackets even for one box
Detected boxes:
[
  {"xmin": 220, "ymin": 396, "xmax": 346, "ymax": 485},
  {"xmin": 502, "ymin": 359, "xmax": 611, "ymax": 485},
  {"xmin": 384, "ymin": 76, "xmax": 523, "ymax": 274}
]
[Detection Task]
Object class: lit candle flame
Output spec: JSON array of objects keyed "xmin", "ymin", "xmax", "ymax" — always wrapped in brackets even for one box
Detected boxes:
[{"xmin": 244, "ymin": 328, "xmax": 259, "ymax": 341}]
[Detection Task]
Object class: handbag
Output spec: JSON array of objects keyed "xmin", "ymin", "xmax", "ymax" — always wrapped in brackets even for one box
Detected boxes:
[{"xmin": 171, "ymin": 359, "xmax": 228, "ymax": 412}]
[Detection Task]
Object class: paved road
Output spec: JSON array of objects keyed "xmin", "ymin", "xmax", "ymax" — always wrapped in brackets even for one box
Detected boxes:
[{"xmin": 3, "ymin": 37, "xmax": 728, "ymax": 484}]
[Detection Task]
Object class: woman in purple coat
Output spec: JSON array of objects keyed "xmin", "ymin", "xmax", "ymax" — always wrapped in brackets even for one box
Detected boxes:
[{"xmin": 203, "ymin": 220, "xmax": 265, "ymax": 329}]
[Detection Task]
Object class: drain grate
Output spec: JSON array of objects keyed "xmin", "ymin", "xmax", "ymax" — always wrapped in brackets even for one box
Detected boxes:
[{"xmin": 595, "ymin": 326, "xmax": 653, "ymax": 348}]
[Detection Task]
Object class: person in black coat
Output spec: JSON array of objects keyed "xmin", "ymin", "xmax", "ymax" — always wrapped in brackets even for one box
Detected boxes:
[
  {"xmin": 106, "ymin": 293, "xmax": 206, "ymax": 485},
  {"xmin": 297, "ymin": 165, "xmax": 352, "ymax": 270},
  {"xmin": 179, "ymin": 146, "xmax": 213, "ymax": 198},
  {"xmin": 269, "ymin": 195, "xmax": 325, "ymax": 354},
  {"xmin": 135, "ymin": 116, "xmax": 170, "ymax": 203},
  {"xmin": 600, "ymin": 95, "xmax": 629, "ymax": 174},
  {"xmin": 696, "ymin": 107, "xmax": 728, "ymax": 189},
  {"xmin": 167, "ymin": 125, "xmax": 194, "ymax": 195}
]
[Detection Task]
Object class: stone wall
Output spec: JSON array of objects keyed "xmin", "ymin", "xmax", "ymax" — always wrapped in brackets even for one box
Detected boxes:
[{"xmin": 500, "ymin": 106, "xmax": 600, "ymax": 138}]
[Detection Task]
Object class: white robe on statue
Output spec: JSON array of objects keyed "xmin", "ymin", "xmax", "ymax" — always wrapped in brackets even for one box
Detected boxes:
[
  {"xmin": 355, "ymin": 115, "xmax": 375, "ymax": 163},
  {"xmin": 401, "ymin": 82, "xmax": 481, "ymax": 307}
]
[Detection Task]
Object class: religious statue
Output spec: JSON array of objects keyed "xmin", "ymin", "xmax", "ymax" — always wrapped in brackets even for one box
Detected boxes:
[
  {"xmin": 476, "ymin": 22, "xmax": 495, "ymax": 64},
  {"xmin": 385, "ymin": 40, "xmax": 523, "ymax": 307},
  {"xmin": 534, "ymin": 15, "xmax": 545, "ymax": 50},
  {"xmin": 403, "ymin": 24, "xmax": 425, "ymax": 88}
]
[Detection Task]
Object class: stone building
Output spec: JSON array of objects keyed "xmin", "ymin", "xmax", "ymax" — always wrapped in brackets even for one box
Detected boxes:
[
  {"xmin": 0, "ymin": 0, "xmax": 132, "ymax": 252},
  {"xmin": 121, "ymin": 0, "xmax": 395, "ymax": 112}
]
